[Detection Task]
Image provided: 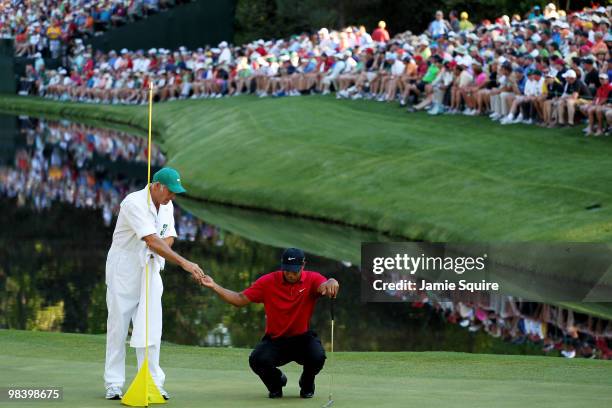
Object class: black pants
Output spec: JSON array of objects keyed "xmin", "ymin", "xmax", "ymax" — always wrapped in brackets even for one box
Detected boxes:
[{"xmin": 249, "ymin": 331, "xmax": 326, "ymax": 393}]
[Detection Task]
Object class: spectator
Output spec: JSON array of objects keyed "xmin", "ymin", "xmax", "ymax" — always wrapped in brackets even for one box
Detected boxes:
[
  {"xmin": 371, "ymin": 21, "xmax": 390, "ymax": 43},
  {"xmin": 459, "ymin": 12, "xmax": 474, "ymax": 32},
  {"xmin": 581, "ymin": 73, "xmax": 612, "ymax": 136},
  {"xmin": 428, "ymin": 10, "xmax": 451, "ymax": 39},
  {"xmin": 557, "ymin": 69, "xmax": 591, "ymax": 127}
]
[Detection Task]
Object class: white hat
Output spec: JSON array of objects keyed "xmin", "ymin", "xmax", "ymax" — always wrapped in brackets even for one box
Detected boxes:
[
  {"xmin": 562, "ymin": 69, "xmax": 577, "ymax": 79},
  {"xmin": 120, "ymin": 48, "xmax": 128, "ymax": 54},
  {"xmin": 211, "ymin": 48, "xmax": 221, "ymax": 54}
]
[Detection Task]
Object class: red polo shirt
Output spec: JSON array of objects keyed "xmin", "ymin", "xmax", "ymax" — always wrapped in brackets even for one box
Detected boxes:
[{"xmin": 243, "ymin": 270, "xmax": 327, "ymax": 339}]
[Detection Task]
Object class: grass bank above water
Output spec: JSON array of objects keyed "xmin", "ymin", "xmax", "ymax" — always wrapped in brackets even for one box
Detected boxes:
[{"xmin": 2, "ymin": 94, "xmax": 612, "ymax": 243}]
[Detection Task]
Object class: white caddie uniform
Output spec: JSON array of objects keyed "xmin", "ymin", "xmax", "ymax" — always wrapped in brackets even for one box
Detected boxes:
[{"xmin": 104, "ymin": 184, "xmax": 177, "ymax": 389}]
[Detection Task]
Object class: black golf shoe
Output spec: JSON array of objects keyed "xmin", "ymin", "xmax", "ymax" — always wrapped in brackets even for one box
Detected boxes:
[
  {"xmin": 300, "ymin": 389, "xmax": 315, "ymax": 399},
  {"xmin": 268, "ymin": 372, "xmax": 287, "ymax": 399},
  {"xmin": 299, "ymin": 375, "xmax": 315, "ymax": 398}
]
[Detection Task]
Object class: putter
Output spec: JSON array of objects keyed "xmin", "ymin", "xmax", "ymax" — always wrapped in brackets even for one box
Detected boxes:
[{"xmin": 321, "ymin": 298, "xmax": 335, "ymax": 408}]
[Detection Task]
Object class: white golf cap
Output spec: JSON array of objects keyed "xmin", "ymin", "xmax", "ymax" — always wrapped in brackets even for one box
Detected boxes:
[{"xmin": 562, "ymin": 69, "xmax": 577, "ymax": 79}]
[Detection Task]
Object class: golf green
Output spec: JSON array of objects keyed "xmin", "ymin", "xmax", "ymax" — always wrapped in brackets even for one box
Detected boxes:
[
  {"xmin": 1, "ymin": 95, "xmax": 612, "ymax": 242},
  {"xmin": 1, "ymin": 330, "xmax": 611, "ymax": 408}
]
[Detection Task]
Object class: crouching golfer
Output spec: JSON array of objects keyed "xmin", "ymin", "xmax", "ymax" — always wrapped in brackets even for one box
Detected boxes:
[
  {"xmin": 200, "ymin": 248, "xmax": 339, "ymax": 399},
  {"xmin": 104, "ymin": 167, "xmax": 205, "ymax": 400}
]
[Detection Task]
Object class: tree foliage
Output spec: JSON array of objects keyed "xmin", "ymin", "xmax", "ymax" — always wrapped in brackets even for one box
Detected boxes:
[{"xmin": 234, "ymin": 0, "xmax": 593, "ymax": 44}]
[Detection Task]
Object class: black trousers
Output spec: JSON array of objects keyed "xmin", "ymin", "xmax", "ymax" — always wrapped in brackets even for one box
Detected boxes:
[{"xmin": 249, "ymin": 330, "xmax": 326, "ymax": 392}]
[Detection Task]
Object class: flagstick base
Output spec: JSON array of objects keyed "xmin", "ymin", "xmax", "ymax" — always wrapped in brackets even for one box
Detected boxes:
[{"xmin": 121, "ymin": 359, "xmax": 166, "ymax": 406}]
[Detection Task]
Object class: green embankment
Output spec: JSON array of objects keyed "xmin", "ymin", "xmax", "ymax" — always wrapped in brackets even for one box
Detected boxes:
[
  {"xmin": 2, "ymin": 95, "xmax": 612, "ymax": 242},
  {"xmin": 1, "ymin": 329, "xmax": 611, "ymax": 408}
]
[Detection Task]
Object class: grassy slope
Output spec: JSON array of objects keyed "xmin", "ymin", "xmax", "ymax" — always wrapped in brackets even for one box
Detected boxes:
[
  {"xmin": 2, "ymin": 95, "xmax": 612, "ymax": 243},
  {"xmin": 1, "ymin": 329, "xmax": 611, "ymax": 408}
]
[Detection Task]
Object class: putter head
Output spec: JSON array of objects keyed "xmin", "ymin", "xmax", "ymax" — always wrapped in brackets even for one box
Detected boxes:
[{"xmin": 321, "ymin": 396, "xmax": 334, "ymax": 408}]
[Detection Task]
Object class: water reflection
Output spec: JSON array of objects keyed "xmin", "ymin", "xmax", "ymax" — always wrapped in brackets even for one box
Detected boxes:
[{"xmin": 0, "ymin": 115, "xmax": 611, "ymax": 359}]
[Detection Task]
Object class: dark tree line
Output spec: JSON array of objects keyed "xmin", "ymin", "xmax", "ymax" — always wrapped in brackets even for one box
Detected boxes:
[{"xmin": 234, "ymin": 0, "xmax": 593, "ymax": 44}]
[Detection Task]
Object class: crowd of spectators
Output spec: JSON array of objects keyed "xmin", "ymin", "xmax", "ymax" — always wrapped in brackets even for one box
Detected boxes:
[
  {"xmin": 19, "ymin": 4, "xmax": 612, "ymax": 134},
  {"xmin": 410, "ymin": 291, "xmax": 612, "ymax": 359},
  {"xmin": 0, "ymin": 118, "xmax": 223, "ymax": 244},
  {"xmin": 1, "ymin": 0, "xmax": 191, "ymax": 58}
]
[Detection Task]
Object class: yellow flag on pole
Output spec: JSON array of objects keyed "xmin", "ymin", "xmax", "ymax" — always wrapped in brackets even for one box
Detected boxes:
[{"xmin": 121, "ymin": 83, "xmax": 166, "ymax": 407}]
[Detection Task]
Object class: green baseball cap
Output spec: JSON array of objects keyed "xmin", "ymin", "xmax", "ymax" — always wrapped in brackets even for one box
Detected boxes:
[{"xmin": 152, "ymin": 167, "xmax": 187, "ymax": 194}]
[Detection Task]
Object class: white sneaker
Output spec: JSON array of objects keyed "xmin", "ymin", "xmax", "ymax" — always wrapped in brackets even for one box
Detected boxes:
[
  {"xmin": 490, "ymin": 113, "xmax": 500, "ymax": 120},
  {"xmin": 561, "ymin": 349, "xmax": 576, "ymax": 359},
  {"xmin": 105, "ymin": 386, "xmax": 123, "ymax": 400},
  {"xmin": 522, "ymin": 119, "xmax": 533, "ymax": 125},
  {"xmin": 583, "ymin": 126, "xmax": 591, "ymax": 133},
  {"xmin": 158, "ymin": 386, "xmax": 170, "ymax": 400},
  {"xmin": 500, "ymin": 115, "xmax": 514, "ymax": 125},
  {"xmin": 513, "ymin": 113, "xmax": 523, "ymax": 123}
]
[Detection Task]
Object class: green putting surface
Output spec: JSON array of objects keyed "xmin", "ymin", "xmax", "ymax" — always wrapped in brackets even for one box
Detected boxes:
[
  {"xmin": 1, "ymin": 330, "xmax": 611, "ymax": 408},
  {"xmin": 1, "ymin": 95, "xmax": 612, "ymax": 242}
]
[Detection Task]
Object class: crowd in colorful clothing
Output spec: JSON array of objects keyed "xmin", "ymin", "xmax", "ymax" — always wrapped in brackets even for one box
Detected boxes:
[
  {"xmin": 2, "ymin": 0, "xmax": 190, "ymax": 58},
  {"xmin": 18, "ymin": 5, "xmax": 612, "ymax": 134}
]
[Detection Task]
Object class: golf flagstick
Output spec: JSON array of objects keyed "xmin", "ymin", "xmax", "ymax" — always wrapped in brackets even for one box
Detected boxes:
[
  {"xmin": 122, "ymin": 83, "xmax": 166, "ymax": 407},
  {"xmin": 322, "ymin": 298, "xmax": 335, "ymax": 408}
]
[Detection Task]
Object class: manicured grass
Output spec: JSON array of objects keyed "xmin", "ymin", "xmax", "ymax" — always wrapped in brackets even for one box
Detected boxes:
[
  {"xmin": 2, "ymin": 95, "xmax": 612, "ymax": 243},
  {"xmin": 1, "ymin": 329, "xmax": 611, "ymax": 408}
]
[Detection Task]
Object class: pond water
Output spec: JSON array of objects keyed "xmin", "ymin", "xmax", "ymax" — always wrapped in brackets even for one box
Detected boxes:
[{"xmin": 0, "ymin": 114, "xmax": 563, "ymax": 355}]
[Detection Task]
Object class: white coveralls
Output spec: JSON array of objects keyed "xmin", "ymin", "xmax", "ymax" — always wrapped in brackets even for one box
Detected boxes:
[{"xmin": 104, "ymin": 185, "xmax": 176, "ymax": 389}]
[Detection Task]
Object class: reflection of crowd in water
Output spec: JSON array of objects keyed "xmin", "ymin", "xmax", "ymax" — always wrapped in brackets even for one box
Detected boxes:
[
  {"xmin": 0, "ymin": 118, "xmax": 223, "ymax": 245},
  {"xmin": 410, "ymin": 292, "xmax": 612, "ymax": 359}
]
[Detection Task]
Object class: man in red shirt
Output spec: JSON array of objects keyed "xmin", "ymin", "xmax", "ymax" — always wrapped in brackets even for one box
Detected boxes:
[
  {"xmin": 583, "ymin": 73, "xmax": 612, "ymax": 136},
  {"xmin": 371, "ymin": 20, "xmax": 390, "ymax": 43},
  {"xmin": 200, "ymin": 248, "xmax": 339, "ymax": 399}
]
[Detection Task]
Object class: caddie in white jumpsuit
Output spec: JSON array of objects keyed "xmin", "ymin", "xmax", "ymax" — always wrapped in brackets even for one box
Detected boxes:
[{"xmin": 104, "ymin": 167, "xmax": 206, "ymax": 400}]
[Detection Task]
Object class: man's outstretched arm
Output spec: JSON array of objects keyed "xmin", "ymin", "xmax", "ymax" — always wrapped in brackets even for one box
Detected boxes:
[
  {"xmin": 200, "ymin": 274, "xmax": 251, "ymax": 307},
  {"xmin": 142, "ymin": 234, "xmax": 204, "ymax": 284}
]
